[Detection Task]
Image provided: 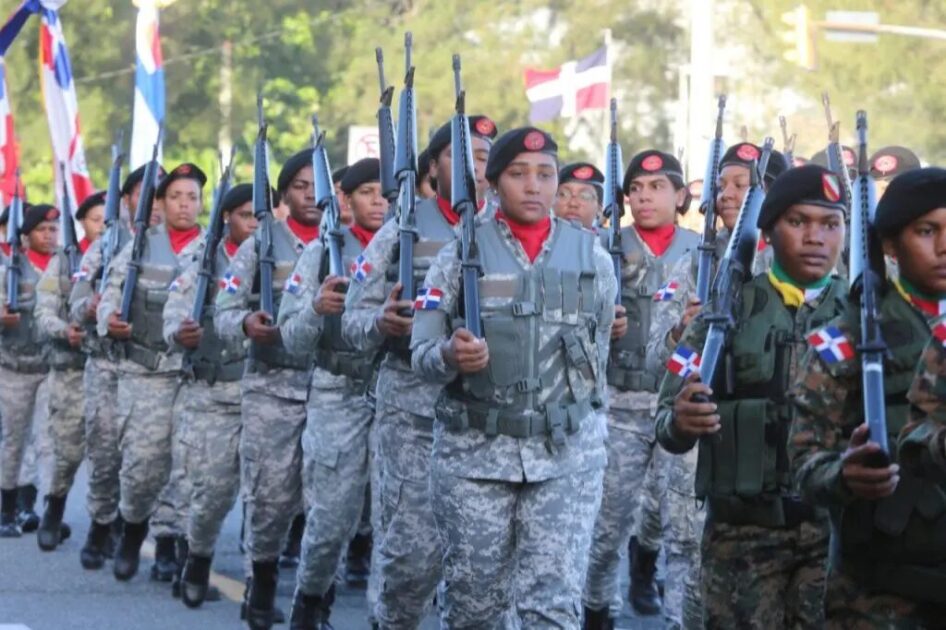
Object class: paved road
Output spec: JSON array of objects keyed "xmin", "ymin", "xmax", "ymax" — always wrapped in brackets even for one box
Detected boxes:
[{"xmin": 0, "ymin": 464, "xmax": 665, "ymax": 629}]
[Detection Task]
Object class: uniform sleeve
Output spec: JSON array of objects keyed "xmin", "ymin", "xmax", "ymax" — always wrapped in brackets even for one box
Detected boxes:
[
  {"xmin": 213, "ymin": 236, "xmax": 257, "ymax": 345},
  {"xmin": 903, "ymin": 340, "xmax": 946, "ymax": 480},
  {"xmin": 653, "ymin": 317, "xmax": 708, "ymax": 454},
  {"xmin": 35, "ymin": 254, "xmax": 68, "ymax": 340},
  {"xmin": 646, "ymin": 253, "xmax": 696, "ymax": 375},
  {"xmin": 96, "ymin": 239, "xmax": 133, "ymax": 337},
  {"xmin": 161, "ymin": 256, "xmax": 200, "ymax": 350},
  {"xmin": 410, "ymin": 242, "xmax": 461, "ymax": 383},
  {"xmin": 69, "ymin": 239, "xmax": 103, "ymax": 324},
  {"xmin": 277, "ymin": 240, "xmax": 326, "ymax": 356},
  {"xmin": 342, "ymin": 219, "xmax": 397, "ymax": 352},
  {"xmin": 592, "ymin": 243, "xmax": 618, "ymax": 379}
]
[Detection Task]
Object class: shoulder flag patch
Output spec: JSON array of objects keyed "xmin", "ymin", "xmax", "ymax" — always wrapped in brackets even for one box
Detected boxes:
[
  {"xmin": 71, "ymin": 267, "xmax": 89, "ymax": 283},
  {"xmin": 667, "ymin": 345, "xmax": 701, "ymax": 378},
  {"xmin": 284, "ymin": 272, "xmax": 303, "ymax": 296},
  {"xmin": 807, "ymin": 325, "xmax": 855, "ymax": 364},
  {"xmin": 168, "ymin": 278, "xmax": 183, "ymax": 292},
  {"xmin": 653, "ymin": 280, "xmax": 679, "ymax": 302},
  {"xmin": 350, "ymin": 255, "xmax": 372, "ymax": 283},
  {"xmin": 218, "ymin": 271, "xmax": 241, "ymax": 295},
  {"xmin": 414, "ymin": 287, "xmax": 443, "ymax": 311}
]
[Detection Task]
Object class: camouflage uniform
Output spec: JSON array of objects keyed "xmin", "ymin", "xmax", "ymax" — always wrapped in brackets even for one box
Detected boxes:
[
  {"xmin": 213, "ymin": 220, "xmax": 313, "ymax": 563},
  {"xmin": 584, "ymin": 225, "xmax": 698, "ymax": 617},
  {"xmin": 278, "ymin": 228, "xmax": 376, "ymax": 603},
  {"xmin": 791, "ymin": 288, "xmax": 946, "ymax": 628},
  {"xmin": 656, "ymin": 272, "xmax": 845, "ymax": 629},
  {"xmin": 97, "ymin": 223, "xmax": 203, "ymax": 527},
  {"xmin": 411, "ymin": 216, "xmax": 617, "ymax": 628}
]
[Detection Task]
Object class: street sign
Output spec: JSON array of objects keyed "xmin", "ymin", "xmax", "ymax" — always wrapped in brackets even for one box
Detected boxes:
[
  {"xmin": 824, "ymin": 11, "xmax": 879, "ymax": 43},
  {"xmin": 347, "ymin": 125, "xmax": 379, "ymax": 164}
]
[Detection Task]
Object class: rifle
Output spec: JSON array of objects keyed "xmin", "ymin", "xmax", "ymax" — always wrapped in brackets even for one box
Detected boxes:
[
  {"xmin": 695, "ymin": 95, "xmax": 727, "ymax": 304},
  {"xmin": 98, "ymin": 133, "xmax": 125, "ymax": 294},
  {"xmin": 311, "ymin": 115, "xmax": 345, "ymax": 278},
  {"xmin": 779, "ymin": 115, "xmax": 796, "ymax": 170},
  {"xmin": 603, "ymin": 98, "xmax": 624, "ymax": 306},
  {"xmin": 376, "ymin": 47, "xmax": 398, "ymax": 208},
  {"xmin": 253, "ymin": 93, "xmax": 276, "ymax": 318},
  {"xmin": 58, "ymin": 163, "xmax": 81, "ymax": 278},
  {"xmin": 822, "ymin": 93, "xmax": 853, "ymax": 210},
  {"xmin": 118, "ymin": 125, "xmax": 163, "ymax": 322},
  {"xmin": 450, "ymin": 54, "xmax": 482, "ymax": 338},
  {"xmin": 5, "ymin": 173, "xmax": 23, "ymax": 312},
  {"xmin": 697, "ymin": 137, "xmax": 773, "ymax": 393},
  {"xmin": 395, "ymin": 32, "xmax": 419, "ymax": 313},
  {"xmin": 849, "ymin": 110, "xmax": 889, "ymax": 462}
]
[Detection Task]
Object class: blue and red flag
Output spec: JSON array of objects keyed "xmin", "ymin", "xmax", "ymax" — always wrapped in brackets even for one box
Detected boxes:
[
  {"xmin": 806, "ymin": 326, "xmax": 855, "ymax": 364},
  {"xmin": 130, "ymin": 1, "xmax": 164, "ymax": 169},
  {"xmin": 667, "ymin": 345, "xmax": 701, "ymax": 379},
  {"xmin": 0, "ymin": 59, "xmax": 20, "ymax": 207},
  {"xmin": 524, "ymin": 46, "xmax": 610, "ymax": 123}
]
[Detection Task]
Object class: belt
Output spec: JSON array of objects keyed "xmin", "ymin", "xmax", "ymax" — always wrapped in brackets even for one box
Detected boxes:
[
  {"xmin": 606, "ymin": 365, "xmax": 658, "ymax": 392},
  {"xmin": 436, "ymin": 396, "xmax": 595, "ymax": 445},
  {"xmin": 709, "ymin": 495, "xmax": 818, "ymax": 529},
  {"xmin": 191, "ymin": 360, "xmax": 244, "ymax": 385},
  {"xmin": 125, "ymin": 343, "xmax": 162, "ymax": 371},
  {"xmin": 249, "ymin": 343, "xmax": 311, "ymax": 372},
  {"xmin": 0, "ymin": 356, "xmax": 48, "ymax": 374}
]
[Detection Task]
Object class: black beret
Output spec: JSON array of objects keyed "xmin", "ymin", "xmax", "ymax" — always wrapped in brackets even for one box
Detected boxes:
[
  {"xmin": 331, "ymin": 165, "xmax": 349, "ymax": 185},
  {"xmin": 221, "ymin": 183, "xmax": 278, "ymax": 213},
  {"xmin": 870, "ymin": 146, "xmax": 921, "ymax": 179},
  {"xmin": 426, "ymin": 114, "xmax": 499, "ymax": 161},
  {"xmin": 156, "ymin": 163, "xmax": 207, "ymax": 199},
  {"xmin": 277, "ymin": 149, "xmax": 313, "ymax": 193},
  {"xmin": 340, "ymin": 158, "xmax": 380, "ymax": 195},
  {"xmin": 559, "ymin": 162, "xmax": 604, "ymax": 188},
  {"xmin": 121, "ymin": 163, "xmax": 167, "ymax": 196},
  {"xmin": 757, "ymin": 164, "xmax": 847, "ymax": 230},
  {"xmin": 21, "ymin": 203, "xmax": 59, "ymax": 235},
  {"xmin": 874, "ymin": 167, "xmax": 946, "ymax": 238},
  {"xmin": 485, "ymin": 127, "xmax": 558, "ymax": 183},
  {"xmin": 76, "ymin": 191, "xmax": 107, "ymax": 220},
  {"xmin": 623, "ymin": 150, "xmax": 684, "ymax": 194},
  {"xmin": 720, "ymin": 142, "xmax": 787, "ymax": 185},
  {"xmin": 417, "ymin": 148, "xmax": 431, "ymax": 177},
  {"xmin": 809, "ymin": 146, "xmax": 857, "ymax": 181}
]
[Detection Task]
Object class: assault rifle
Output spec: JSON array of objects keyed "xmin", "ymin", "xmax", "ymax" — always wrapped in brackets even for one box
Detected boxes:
[{"xmin": 694, "ymin": 96, "xmax": 727, "ymax": 303}]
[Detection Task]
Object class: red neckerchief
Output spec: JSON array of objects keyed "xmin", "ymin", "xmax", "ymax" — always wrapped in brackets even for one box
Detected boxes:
[
  {"xmin": 224, "ymin": 238, "xmax": 239, "ymax": 258},
  {"xmin": 167, "ymin": 226, "xmax": 201, "ymax": 254},
  {"xmin": 757, "ymin": 238, "xmax": 768, "ymax": 252},
  {"xmin": 26, "ymin": 249, "xmax": 54, "ymax": 271},
  {"xmin": 436, "ymin": 196, "xmax": 461, "ymax": 226},
  {"xmin": 350, "ymin": 223, "xmax": 377, "ymax": 248},
  {"xmin": 78, "ymin": 237, "xmax": 91, "ymax": 254},
  {"xmin": 0, "ymin": 243, "xmax": 10, "ymax": 257},
  {"xmin": 496, "ymin": 211, "xmax": 551, "ymax": 263},
  {"xmin": 634, "ymin": 224, "xmax": 676, "ymax": 257},
  {"xmin": 287, "ymin": 216, "xmax": 319, "ymax": 244}
]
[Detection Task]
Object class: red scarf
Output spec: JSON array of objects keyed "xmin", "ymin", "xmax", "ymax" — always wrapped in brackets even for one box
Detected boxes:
[
  {"xmin": 496, "ymin": 211, "xmax": 551, "ymax": 263},
  {"xmin": 26, "ymin": 249, "xmax": 53, "ymax": 271},
  {"xmin": 224, "ymin": 238, "xmax": 240, "ymax": 258},
  {"xmin": 78, "ymin": 237, "xmax": 91, "ymax": 254},
  {"xmin": 287, "ymin": 216, "xmax": 319, "ymax": 244},
  {"xmin": 634, "ymin": 224, "xmax": 676, "ymax": 257},
  {"xmin": 436, "ymin": 196, "xmax": 461, "ymax": 226},
  {"xmin": 350, "ymin": 223, "xmax": 377, "ymax": 248},
  {"xmin": 0, "ymin": 243, "xmax": 10, "ymax": 257},
  {"xmin": 167, "ymin": 226, "xmax": 201, "ymax": 254}
]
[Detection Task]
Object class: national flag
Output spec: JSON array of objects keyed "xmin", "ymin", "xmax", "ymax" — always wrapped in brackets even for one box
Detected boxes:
[
  {"xmin": 130, "ymin": 1, "xmax": 164, "ymax": 169},
  {"xmin": 667, "ymin": 345, "xmax": 701, "ymax": 378},
  {"xmin": 806, "ymin": 326, "xmax": 855, "ymax": 364},
  {"xmin": 653, "ymin": 281, "xmax": 679, "ymax": 302},
  {"xmin": 284, "ymin": 272, "xmax": 302, "ymax": 295},
  {"xmin": 168, "ymin": 276, "xmax": 183, "ymax": 292},
  {"xmin": 0, "ymin": 59, "xmax": 19, "ymax": 207},
  {"xmin": 70, "ymin": 265, "xmax": 88, "ymax": 283},
  {"xmin": 218, "ymin": 271, "xmax": 240, "ymax": 294},
  {"xmin": 523, "ymin": 46, "xmax": 610, "ymax": 123},
  {"xmin": 413, "ymin": 287, "xmax": 443, "ymax": 311},
  {"xmin": 350, "ymin": 255, "xmax": 372, "ymax": 283}
]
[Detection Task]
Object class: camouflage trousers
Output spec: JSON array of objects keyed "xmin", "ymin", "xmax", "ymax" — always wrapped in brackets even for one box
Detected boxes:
[
  {"xmin": 115, "ymin": 366, "xmax": 181, "ymax": 525},
  {"xmin": 46, "ymin": 367, "xmax": 85, "ymax": 498},
  {"xmin": 240, "ymin": 383, "xmax": 306, "ymax": 562},
  {"xmin": 662, "ymin": 446, "xmax": 705, "ymax": 630},
  {"xmin": 150, "ymin": 394, "xmax": 189, "ymax": 538},
  {"xmin": 172, "ymin": 379, "xmax": 240, "ymax": 556},
  {"xmin": 0, "ymin": 367, "xmax": 48, "ymax": 489},
  {"xmin": 296, "ymin": 378, "xmax": 374, "ymax": 598},
  {"xmin": 374, "ymin": 403, "xmax": 442, "ymax": 630},
  {"xmin": 433, "ymin": 466, "xmax": 605, "ymax": 629},
  {"xmin": 366, "ymin": 416, "xmax": 382, "ymax": 621},
  {"xmin": 824, "ymin": 566, "xmax": 946, "ymax": 629},
  {"xmin": 11, "ymin": 374, "xmax": 49, "ymax": 489},
  {"xmin": 701, "ymin": 517, "xmax": 829, "ymax": 629},
  {"xmin": 83, "ymin": 356, "xmax": 122, "ymax": 525}
]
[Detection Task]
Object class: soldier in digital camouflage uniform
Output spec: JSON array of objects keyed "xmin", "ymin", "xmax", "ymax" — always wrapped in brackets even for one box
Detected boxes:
[
  {"xmin": 791, "ymin": 167, "xmax": 946, "ymax": 628},
  {"xmin": 279, "ymin": 159, "xmax": 386, "ymax": 628},
  {"xmin": 341, "ymin": 115, "xmax": 496, "ymax": 629},
  {"xmin": 213, "ymin": 149, "xmax": 321, "ymax": 629}
]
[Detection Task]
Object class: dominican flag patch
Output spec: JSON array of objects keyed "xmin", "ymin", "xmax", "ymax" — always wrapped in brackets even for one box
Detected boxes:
[
  {"xmin": 933, "ymin": 321, "xmax": 946, "ymax": 348},
  {"xmin": 653, "ymin": 281, "xmax": 679, "ymax": 302},
  {"xmin": 414, "ymin": 287, "xmax": 443, "ymax": 311},
  {"xmin": 284, "ymin": 273, "xmax": 303, "ymax": 295},
  {"xmin": 667, "ymin": 346, "xmax": 701, "ymax": 378},
  {"xmin": 71, "ymin": 267, "xmax": 89, "ymax": 283},
  {"xmin": 168, "ymin": 278, "xmax": 183, "ymax": 292},
  {"xmin": 350, "ymin": 255, "xmax": 372, "ymax": 283},
  {"xmin": 219, "ymin": 272, "xmax": 241, "ymax": 294},
  {"xmin": 807, "ymin": 326, "xmax": 855, "ymax": 364}
]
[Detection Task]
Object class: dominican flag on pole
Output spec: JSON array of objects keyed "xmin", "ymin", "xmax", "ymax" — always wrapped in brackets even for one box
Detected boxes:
[
  {"xmin": 523, "ymin": 46, "xmax": 610, "ymax": 123},
  {"xmin": 0, "ymin": 60, "xmax": 20, "ymax": 207},
  {"xmin": 130, "ymin": 1, "xmax": 164, "ymax": 169}
]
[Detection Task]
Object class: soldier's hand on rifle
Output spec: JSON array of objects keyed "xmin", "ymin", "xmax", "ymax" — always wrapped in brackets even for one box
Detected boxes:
[
  {"xmin": 313, "ymin": 276, "xmax": 349, "ymax": 316},
  {"xmin": 84, "ymin": 293, "xmax": 101, "ymax": 323},
  {"xmin": 672, "ymin": 373, "xmax": 720, "ymax": 439},
  {"xmin": 0, "ymin": 305, "xmax": 20, "ymax": 328},
  {"xmin": 106, "ymin": 311, "xmax": 132, "ymax": 340},
  {"xmin": 243, "ymin": 311, "xmax": 280, "ymax": 345},
  {"xmin": 671, "ymin": 297, "xmax": 702, "ymax": 344},
  {"xmin": 376, "ymin": 282, "xmax": 413, "ymax": 338},
  {"xmin": 65, "ymin": 323, "xmax": 85, "ymax": 348},
  {"xmin": 841, "ymin": 423, "xmax": 900, "ymax": 500},
  {"xmin": 611, "ymin": 304, "xmax": 628, "ymax": 340},
  {"xmin": 443, "ymin": 328, "xmax": 489, "ymax": 374},
  {"xmin": 175, "ymin": 318, "xmax": 203, "ymax": 349}
]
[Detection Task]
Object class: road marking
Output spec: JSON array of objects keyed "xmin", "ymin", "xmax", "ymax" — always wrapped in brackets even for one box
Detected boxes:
[
  {"xmin": 140, "ymin": 541, "xmax": 245, "ymax": 603},
  {"xmin": 0, "ymin": 625, "xmax": 33, "ymax": 629}
]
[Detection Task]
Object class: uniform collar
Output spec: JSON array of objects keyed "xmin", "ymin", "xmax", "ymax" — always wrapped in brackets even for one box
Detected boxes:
[
  {"xmin": 767, "ymin": 260, "xmax": 832, "ymax": 308},
  {"xmin": 894, "ymin": 277, "xmax": 946, "ymax": 320}
]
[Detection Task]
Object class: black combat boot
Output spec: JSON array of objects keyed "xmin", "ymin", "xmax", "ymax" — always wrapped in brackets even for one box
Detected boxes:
[
  {"xmin": 181, "ymin": 551, "xmax": 213, "ymax": 608},
  {"xmin": 151, "ymin": 534, "xmax": 178, "ymax": 582},
  {"xmin": 246, "ymin": 561, "xmax": 279, "ymax": 630},
  {"xmin": 37, "ymin": 494, "xmax": 67, "ymax": 551},
  {"xmin": 289, "ymin": 583, "xmax": 335, "ymax": 630},
  {"xmin": 629, "ymin": 538, "xmax": 662, "ymax": 616},
  {"xmin": 0, "ymin": 488, "xmax": 21, "ymax": 538},
  {"xmin": 80, "ymin": 520, "xmax": 112, "ymax": 569},
  {"xmin": 279, "ymin": 514, "xmax": 304, "ymax": 569},
  {"xmin": 582, "ymin": 606, "xmax": 614, "ymax": 630},
  {"xmin": 241, "ymin": 577, "xmax": 286, "ymax": 624},
  {"xmin": 15, "ymin": 484, "xmax": 39, "ymax": 533},
  {"xmin": 105, "ymin": 515, "xmax": 122, "ymax": 558},
  {"xmin": 344, "ymin": 531, "xmax": 371, "ymax": 588},
  {"xmin": 171, "ymin": 536, "xmax": 188, "ymax": 597},
  {"xmin": 113, "ymin": 519, "xmax": 149, "ymax": 581}
]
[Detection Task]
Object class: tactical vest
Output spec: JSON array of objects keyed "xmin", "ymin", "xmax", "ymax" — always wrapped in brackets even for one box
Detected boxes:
[
  {"xmin": 607, "ymin": 227, "xmax": 698, "ymax": 392},
  {"xmin": 0, "ymin": 255, "xmax": 47, "ymax": 372},
  {"xmin": 436, "ymin": 219, "xmax": 602, "ymax": 445},
  {"xmin": 315, "ymin": 228, "xmax": 373, "ymax": 382},
  {"xmin": 247, "ymin": 221, "xmax": 312, "ymax": 372},
  {"xmin": 71, "ymin": 227, "xmax": 131, "ymax": 360},
  {"xmin": 830, "ymin": 292, "xmax": 946, "ymax": 606},
  {"xmin": 46, "ymin": 251, "xmax": 86, "ymax": 370},
  {"xmin": 186, "ymin": 242, "xmax": 244, "ymax": 384},
  {"xmin": 695, "ymin": 275, "xmax": 847, "ymax": 527}
]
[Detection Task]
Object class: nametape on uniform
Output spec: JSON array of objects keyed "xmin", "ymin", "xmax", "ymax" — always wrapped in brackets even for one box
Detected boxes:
[
  {"xmin": 219, "ymin": 272, "xmax": 241, "ymax": 294},
  {"xmin": 667, "ymin": 345, "xmax": 701, "ymax": 378},
  {"xmin": 806, "ymin": 326, "xmax": 854, "ymax": 364},
  {"xmin": 414, "ymin": 287, "xmax": 443, "ymax": 310},
  {"xmin": 284, "ymin": 272, "xmax": 303, "ymax": 295},
  {"xmin": 653, "ymin": 280, "xmax": 679, "ymax": 302},
  {"xmin": 350, "ymin": 255, "xmax": 372, "ymax": 283}
]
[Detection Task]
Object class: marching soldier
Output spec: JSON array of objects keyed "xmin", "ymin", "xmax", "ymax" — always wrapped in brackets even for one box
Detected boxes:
[
  {"xmin": 553, "ymin": 162, "xmax": 604, "ymax": 229},
  {"xmin": 657, "ymin": 164, "xmax": 848, "ymax": 627},
  {"xmin": 792, "ymin": 167, "xmax": 946, "ymax": 627}
]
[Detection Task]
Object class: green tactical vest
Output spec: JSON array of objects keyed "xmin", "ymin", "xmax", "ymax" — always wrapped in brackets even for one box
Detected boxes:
[
  {"xmin": 695, "ymin": 274, "xmax": 847, "ymax": 525},
  {"xmin": 126, "ymin": 225, "xmax": 183, "ymax": 369},
  {"xmin": 0, "ymin": 254, "xmax": 47, "ymax": 373},
  {"xmin": 46, "ymin": 249, "xmax": 86, "ymax": 370}
]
